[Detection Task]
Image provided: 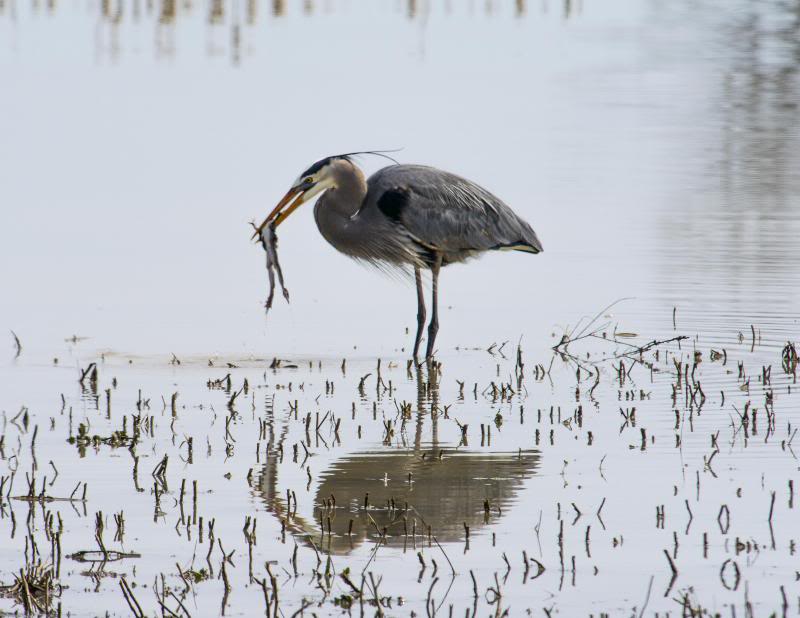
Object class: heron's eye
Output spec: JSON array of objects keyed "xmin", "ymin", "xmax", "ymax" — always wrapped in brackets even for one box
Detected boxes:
[{"xmin": 304, "ymin": 176, "xmax": 314, "ymax": 184}]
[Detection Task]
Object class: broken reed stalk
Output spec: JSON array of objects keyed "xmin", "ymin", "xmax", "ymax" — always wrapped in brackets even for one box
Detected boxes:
[
  {"xmin": 662, "ymin": 549, "xmax": 678, "ymax": 595},
  {"xmin": 0, "ymin": 562, "xmax": 60, "ymax": 614},
  {"xmin": 10, "ymin": 330, "xmax": 22, "ymax": 357},
  {"xmin": 119, "ymin": 577, "xmax": 145, "ymax": 618}
]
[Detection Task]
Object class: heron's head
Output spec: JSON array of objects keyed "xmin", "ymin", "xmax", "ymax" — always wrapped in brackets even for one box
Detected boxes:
[{"xmin": 253, "ymin": 155, "xmax": 352, "ymax": 238}]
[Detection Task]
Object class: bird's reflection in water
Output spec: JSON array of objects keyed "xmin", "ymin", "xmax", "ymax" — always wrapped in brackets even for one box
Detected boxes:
[
  {"xmin": 256, "ymin": 364, "xmax": 541, "ymax": 554},
  {"xmin": 310, "ymin": 448, "xmax": 540, "ymax": 553}
]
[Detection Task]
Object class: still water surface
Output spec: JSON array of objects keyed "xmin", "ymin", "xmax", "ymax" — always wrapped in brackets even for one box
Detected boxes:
[
  {"xmin": 2, "ymin": 0, "xmax": 798, "ymax": 357},
  {"xmin": 1, "ymin": 0, "xmax": 799, "ymax": 615}
]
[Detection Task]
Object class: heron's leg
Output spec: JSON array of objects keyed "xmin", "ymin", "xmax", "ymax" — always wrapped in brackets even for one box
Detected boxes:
[
  {"xmin": 412, "ymin": 266, "xmax": 427, "ymax": 359},
  {"xmin": 425, "ymin": 255, "xmax": 442, "ymax": 360}
]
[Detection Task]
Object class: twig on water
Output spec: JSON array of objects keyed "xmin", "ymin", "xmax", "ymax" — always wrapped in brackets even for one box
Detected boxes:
[
  {"xmin": 432, "ymin": 535, "xmax": 456, "ymax": 575},
  {"xmin": 662, "ymin": 549, "xmax": 678, "ymax": 597},
  {"xmin": 119, "ymin": 577, "xmax": 144, "ymax": 618},
  {"xmin": 10, "ymin": 330, "xmax": 21, "ymax": 358}
]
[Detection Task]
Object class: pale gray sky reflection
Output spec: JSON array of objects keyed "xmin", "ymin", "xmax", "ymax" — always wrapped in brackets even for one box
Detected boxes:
[{"xmin": 0, "ymin": 0, "xmax": 797, "ymax": 360}]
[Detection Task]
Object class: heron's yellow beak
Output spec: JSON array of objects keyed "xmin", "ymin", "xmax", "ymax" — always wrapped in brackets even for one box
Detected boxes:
[{"xmin": 252, "ymin": 187, "xmax": 307, "ymax": 239}]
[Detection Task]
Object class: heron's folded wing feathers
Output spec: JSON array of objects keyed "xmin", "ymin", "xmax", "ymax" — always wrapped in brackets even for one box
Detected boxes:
[{"xmin": 369, "ymin": 165, "xmax": 542, "ymax": 255}]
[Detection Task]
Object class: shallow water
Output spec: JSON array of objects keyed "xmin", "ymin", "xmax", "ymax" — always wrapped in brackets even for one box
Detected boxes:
[{"xmin": 2, "ymin": 0, "xmax": 800, "ymax": 616}]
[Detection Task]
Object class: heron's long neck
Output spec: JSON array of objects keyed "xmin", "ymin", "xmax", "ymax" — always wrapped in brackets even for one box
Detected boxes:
[{"xmin": 313, "ymin": 167, "xmax": 368, "ymax": 257}]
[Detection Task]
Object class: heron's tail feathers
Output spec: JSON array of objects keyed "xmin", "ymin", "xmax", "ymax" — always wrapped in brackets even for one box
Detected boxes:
[{"xmin": 491, "ymin": 241, "xmax": 543, "ymax": 255}]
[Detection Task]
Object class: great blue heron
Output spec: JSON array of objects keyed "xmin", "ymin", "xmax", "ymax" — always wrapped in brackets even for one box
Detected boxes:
[{"xmin": 255, "ymin": 153, "xmax": 543, "ymax": 359}]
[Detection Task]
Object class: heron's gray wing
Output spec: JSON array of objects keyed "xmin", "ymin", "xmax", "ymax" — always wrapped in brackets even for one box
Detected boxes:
[{"xmin": 366, "ymin": 165, "xmax": 542, "ymax": 257}]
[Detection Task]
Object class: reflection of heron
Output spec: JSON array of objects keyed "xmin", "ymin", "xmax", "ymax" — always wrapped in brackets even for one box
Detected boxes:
[
  {"xmin": 256, "ymin": 445, "xmax": 541, "ymax": 554},
  {"xmin": 254, "ymin": 154, "xmax": 543, "ymax": 359},
  {"xmin": 310, "ymin": 448, "xmax": 541, "ymax": 553},
  {"xmin": 254, "ymin": 365, "xmax": 541, "ymax": 554}
]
